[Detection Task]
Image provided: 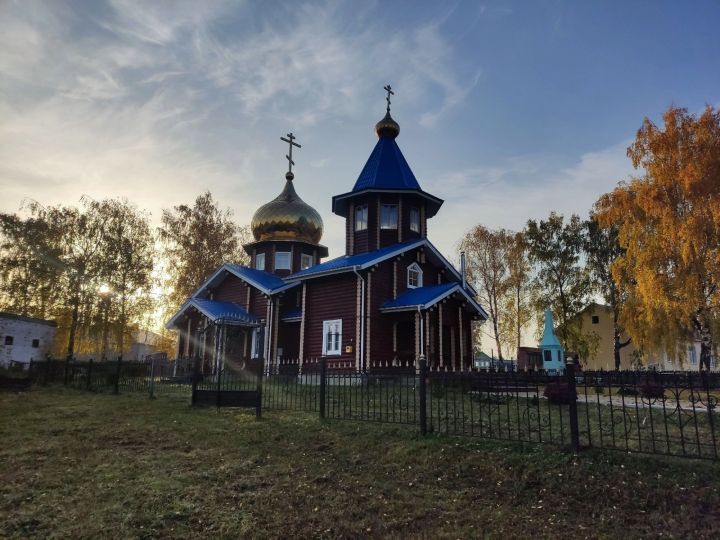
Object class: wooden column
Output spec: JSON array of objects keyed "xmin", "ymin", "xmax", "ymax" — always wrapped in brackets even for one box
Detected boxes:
[
  {"xmin": 366, "ymin": 272, "xmax": 372, "ymax": 369},
  {"xmin": 299, "ymin": 283, "xmax": 307, "ymax": 369}
]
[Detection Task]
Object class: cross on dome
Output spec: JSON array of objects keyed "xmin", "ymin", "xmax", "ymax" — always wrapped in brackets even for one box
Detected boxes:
[
  {"xmin": 383, "ymin": 84, "xmax": 394, "ymax": 113},
  {"xmin": 280, "ymin": 132, "xmax": 301, "ymax": 178}
]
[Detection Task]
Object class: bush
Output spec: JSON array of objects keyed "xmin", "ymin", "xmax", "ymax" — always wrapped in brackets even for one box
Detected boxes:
[
  {"xmin": 543, "ymin": 382, "xmax": 577, "ymax": 405},
  {"xmin": 594, "ymin": 385, "xmax": 605, "ymax": 395},
  {"xmin": 640, "ymin": 382, "xmax": 664, "ymax": 399},
  {"xmin": 617, "ymin": 386, "xmax": 639, "ymax": 396}
]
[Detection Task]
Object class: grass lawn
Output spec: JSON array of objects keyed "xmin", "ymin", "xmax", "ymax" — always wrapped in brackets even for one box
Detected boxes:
[{"xmin": 2, "ymin": 388, "xmax": 720, "ymax": 538}]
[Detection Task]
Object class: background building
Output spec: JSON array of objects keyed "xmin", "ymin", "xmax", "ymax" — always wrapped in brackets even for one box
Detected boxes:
[{"xmin": 0, "ymin": 312, "xmax": 57, "ymax": 367}]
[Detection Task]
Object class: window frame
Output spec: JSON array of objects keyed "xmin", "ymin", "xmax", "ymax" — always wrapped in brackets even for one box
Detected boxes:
[
  {"xmin": 32, "ymin": 339, "xmax": 40, "ymax": 348},
  {"xmin": 409, "ymin": 207, "xmax": 420, "ymax": 233},
  {"xmin": 591, "ymin": 315, "xmax": 599, "ymax": 324},
  {"xmin": 274, "ymin": 251, "xmax": 291, "ymax": 271},
  {"xmin": 255, "ymin": 252, "xmax": 266, "ymax": 271},
  {"xmin": 300, "ymin": 253, "xmax": 314, "ymax": 270},
  {"xmin": 4, "ymin": 336, "xmax": 13, "ymax": 346},
  {"xmin": 407, "ymin": 262, "xmax": 423, "ymax": 289},
  {"xmin": 380, "ymin": 204, "xmax": 398, "ymax": 230},
  {"xmin": 355, "ymin": 204, "xmax": 368, "ymax": 231},
  {"xmin": 322, "ymin": 319, "xmax": 342, "ymax": 356}
]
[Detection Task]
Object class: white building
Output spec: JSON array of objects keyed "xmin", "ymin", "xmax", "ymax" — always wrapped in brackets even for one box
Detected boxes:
[{"xmin": 0, "ymin": 312, "xmax": 57, "ymax": 367}]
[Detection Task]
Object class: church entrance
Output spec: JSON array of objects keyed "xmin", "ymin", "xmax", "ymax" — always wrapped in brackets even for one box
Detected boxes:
[{"xmin": 395, "ymin": 320, "xmax": 415, "ymax": 368}]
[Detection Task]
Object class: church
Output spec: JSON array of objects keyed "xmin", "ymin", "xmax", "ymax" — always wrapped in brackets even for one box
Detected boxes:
[{"xmin": 166, "ymin": 89, "xmax": 488, "ymax": 373}]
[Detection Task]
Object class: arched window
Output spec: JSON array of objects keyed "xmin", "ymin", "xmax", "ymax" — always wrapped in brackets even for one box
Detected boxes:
[{"xmin": 407, "ymin": 263, "xmax": 423, "ymax": 289}]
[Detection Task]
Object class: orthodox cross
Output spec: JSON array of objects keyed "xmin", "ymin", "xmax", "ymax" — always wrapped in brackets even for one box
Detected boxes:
[
  {"xmin": 384, "ymin": 84, "xmax": 394, "ymax": 113},
  {"xmin": 280, "ymin": 132, "xmax": 301, "ymax": 174}
]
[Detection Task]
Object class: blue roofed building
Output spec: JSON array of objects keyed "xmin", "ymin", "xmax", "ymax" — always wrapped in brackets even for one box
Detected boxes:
[{"xmin": 166, "ymin": 89, "xmax": 487, "ymax": 374}]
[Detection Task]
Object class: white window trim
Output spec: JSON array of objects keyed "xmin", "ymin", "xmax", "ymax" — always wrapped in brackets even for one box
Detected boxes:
[
  {"xmin": 255, "ymin": 252, "xmax": 265, "ymax": 270},
  {"xmin": 300, "ymin": 253, "xmax": 314, "ymax": 270},
  {"xmin": 407, "ymin": 263, "xmax": 423, "ymax": 289},
  {"xmin": 275, "ymin": 251, "xmax": 291, "ymax": 270},
  {"xmin": 322, "ymin": 319, "xmax": 342, "ymax": 356}
]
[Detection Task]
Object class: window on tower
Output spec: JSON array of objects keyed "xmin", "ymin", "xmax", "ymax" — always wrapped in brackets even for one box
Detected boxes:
[
  {"xmin": 355, "ymin": 204, "xmax": 368, "ymax": 231},
  {"xmin": 409, "ymin": 207, "xmax": 420, "ymax": 233},
  {"xmin": 275, "ymin": 252, "xmax": 291, "ymax": 270},
  {"xmin": 380, "ymin": 204, "xmax": 398, "ymax": 229},
  {"xmin": 300, "ymin": 253, "xmax": 313, "ymax": 270},
  {"xmin": 255, "ymin": 253, "xmax": 265, "ymax": 270}
]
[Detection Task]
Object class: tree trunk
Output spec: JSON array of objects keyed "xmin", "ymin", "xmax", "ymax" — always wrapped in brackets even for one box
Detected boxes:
[{"xmin": 700, "ymin": 330, "xmax": 713, "ymax": 372}]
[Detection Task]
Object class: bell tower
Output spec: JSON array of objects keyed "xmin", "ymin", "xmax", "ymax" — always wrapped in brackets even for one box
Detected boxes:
[{"xmin": 332, "ymin": 86, "xmax": 443, "ymax": 255}]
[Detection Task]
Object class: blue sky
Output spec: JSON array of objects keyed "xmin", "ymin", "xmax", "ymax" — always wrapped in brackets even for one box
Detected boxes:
[{"xmin": 1, "ymin": 0, "xmax": 719, "ymax": 261}]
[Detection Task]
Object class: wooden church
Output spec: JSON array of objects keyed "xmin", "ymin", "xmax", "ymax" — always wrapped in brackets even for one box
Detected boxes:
[{"xmin": 167, "ymin": 89, "xmax": 488, "ymax": 373}]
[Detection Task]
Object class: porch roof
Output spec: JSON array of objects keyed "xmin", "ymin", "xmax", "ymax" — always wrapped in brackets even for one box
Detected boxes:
[
  {"xmin": 380, "ymin": 282, "xmax": 488, "ymax": 319},
  {"xmin": 165, "ymin": 298, "xmax": 260, "ymax": 329}
]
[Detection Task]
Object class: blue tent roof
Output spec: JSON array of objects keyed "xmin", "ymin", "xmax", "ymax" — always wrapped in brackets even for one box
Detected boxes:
[
  {"xmin": 166, "ymin": 298, "xmax": 259, "ymax": 328},
  {"xmin": 380, "ymin": 283, "xmax": 457, "ymax": 310},
  {"xmin": 288, "ymin": 239, "xmax": 423, "ymax": 279},
  {"xmin": 353, "ymin": 137, "xmax": 420, "ymax": 191}
]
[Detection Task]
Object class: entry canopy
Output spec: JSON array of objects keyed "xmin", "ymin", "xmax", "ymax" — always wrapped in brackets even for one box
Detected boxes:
[{"xmin": 166, "ymin": 298, "xmax": 260, "ymax": 329}]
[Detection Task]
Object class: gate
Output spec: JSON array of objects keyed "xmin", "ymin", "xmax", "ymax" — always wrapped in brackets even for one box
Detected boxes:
[{"xmin": 191, "ymin": 358, "xmax": 263, "ymax": 417}]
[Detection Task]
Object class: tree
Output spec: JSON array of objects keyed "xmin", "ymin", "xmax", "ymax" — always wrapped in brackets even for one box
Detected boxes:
[
  {"xmin": 95, "ymin": 199, "xmax": 155, "ymax": 358},
  {"xmin": 0, "ymin": 206, "xmax": 64, "ymax": 319},
  {"xmin": 596, "ymin": 105, "xmax": 720, "ymax": 371},
  {"xmin": 500, "ymin": 231, "xmax": 533, "ymax": 354},
  {"xmin": 158, "ymin": 191, "xmax": 251, "ymax": 312},
  {"xmin": 584, "ymin": 216, "xmax": 630, "ymax": 370},
  {"xmin": 460, "ymin": 225, "xmax": 512, "ymax": 359},
  {"xmin": 525, "ymin": 212, "xmax": 594, "ymax": 359}
]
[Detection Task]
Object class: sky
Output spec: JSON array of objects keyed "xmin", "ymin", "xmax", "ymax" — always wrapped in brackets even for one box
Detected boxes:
[{"xmin": 1, "ymin": 0, "xmax": 720, "ymax": 265}]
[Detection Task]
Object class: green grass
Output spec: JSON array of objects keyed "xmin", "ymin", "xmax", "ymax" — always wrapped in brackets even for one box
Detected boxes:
[{"xmin": 2, "ymin": 387, "xmax": 720, "ymax": 538}]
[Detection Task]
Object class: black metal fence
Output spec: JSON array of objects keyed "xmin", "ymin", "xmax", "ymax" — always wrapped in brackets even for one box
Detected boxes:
[{"xmin": 12, "ymin": 356, "xmax": 720, "ymax": 461}]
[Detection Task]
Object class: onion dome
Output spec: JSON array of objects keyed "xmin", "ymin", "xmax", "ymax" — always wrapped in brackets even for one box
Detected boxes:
[
  {"xmin": 374, "ymin": 111, "xmax": 400, "ymax": 139},
  {"xmin": 251, "ymin": 171, "xmax": 324, "ymax": 244}
]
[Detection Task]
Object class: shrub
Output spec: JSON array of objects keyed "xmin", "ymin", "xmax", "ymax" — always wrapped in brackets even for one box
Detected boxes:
[
  {"xmin": 617, "ymin": 386, "xmax": 639, "ymax": 396},
  {"xmin": 640, "ymin": 382, "xmax": 664, "ymax": 400},
  {"xmin": 594, "ymin": 385, "xmax": 605, "ymax": 395},
  {"xmin": 543, "ymin": 382, "xmax": 577, "ymax": 405}
]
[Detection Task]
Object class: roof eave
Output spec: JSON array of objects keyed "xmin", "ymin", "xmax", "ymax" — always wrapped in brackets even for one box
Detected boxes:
[{"xmin": 332, "ymin": 189, "xmax": 444, "ymax": 218}]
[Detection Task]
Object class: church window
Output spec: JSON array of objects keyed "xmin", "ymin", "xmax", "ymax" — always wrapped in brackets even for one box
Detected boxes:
[
  {"xmin": 301, "ymin": 253, "xmax": 313, "ymax": 270},
  {"xmin": 355, "ymin": 205, "xmax": 368, "ymax": 231},
  {"xmin": 407, "ymin": 263, "xmax": 423, "ymax": 288},
  {"xmin": 409, "ymin": 207, "xmax": 420, "ymax": 233},
  {"xmin": 322, "ymin": 319, "xmax": 342, "ymax": 356},
  {"xmin": 255, "ymin": 253, "xmax": 265, "ymax": 271},
  {"xmin": 380, "ymin": 204, "xmax": 398, "ymax": 229},
  {"xmin": 275, "ymin": 252, "xmax": 291, "ymax": 270}
]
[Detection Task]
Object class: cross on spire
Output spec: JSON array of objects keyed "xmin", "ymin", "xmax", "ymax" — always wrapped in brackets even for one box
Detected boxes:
[
  {"xmin": 384, "ymin": 84, "xmax": 394, "ymax": 113},
  {"xmin": 280, "ymin": 132, "xmax": 301, "ymax": 174}
]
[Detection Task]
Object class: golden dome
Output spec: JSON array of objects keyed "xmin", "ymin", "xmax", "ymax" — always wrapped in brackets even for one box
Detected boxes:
[
  {"xmin": 375, "ymin": 111, "xmax": 400, "ymax": 139},
  {"xmin": 251, "ymin": 172, "xmax": 324, "ymax": 244}
]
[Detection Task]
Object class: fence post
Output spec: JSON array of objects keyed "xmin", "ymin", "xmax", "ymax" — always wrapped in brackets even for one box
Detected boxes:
[
  {"xmin": 149, "ymin": 357, "xmax": 156, "ymax": 400},
  {"xmin": 64, "ymin": 357, "xmax": 70, "ymax": 386},
  {"xmin": 28, "ymin": 360, "xmax": 33, "ymax": 382},
  {"xmin": 566, "ymin": 356, "xmax": 580, "ymax": 452},
  {"xmin": 114, "ymin": 356, "xmax": 122, "ymax": 395},
  {"xmin": 319, "ymin": 357, "xmax": 327, "ymax": 420},
  {"xmin": 419, "ymin": 356, "xmax": 428, "ymax": 436},
  {"xmin": 44, "ymin": 356, "xmax": 51, "ymax": 385},
  {"xmin": 191, "ymin": 356, "xmax": 200, "ymax": 406},
  {"xmin": 256, "ymin": 358, "xmax": 263, "ymax": 419},
  {"xmin": 86, "ymin": 359, "xmax": 93, "ymax": 390}
]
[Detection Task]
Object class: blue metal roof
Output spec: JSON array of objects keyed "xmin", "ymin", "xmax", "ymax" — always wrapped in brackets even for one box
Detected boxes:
[
  {"xmin": 288, "ymin": 239, "xmax": 423, "ymax": 279},
  {"xmin": 166, "ymin": 298, "xmax": 259, "ymax": 328},
  {"xmin": 353, "ymin": 137, "xmax": 421, "ymax": 191},
  {"xmin": 225, "ymin": 264, "xmax": 295, "ymax": 293},
  {"xmin": 381, "ymin": 283, "xmax": 457, "ymax": 310}
]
